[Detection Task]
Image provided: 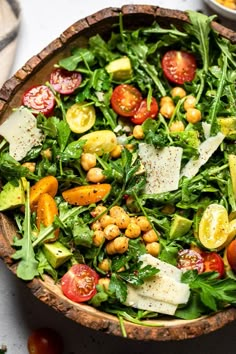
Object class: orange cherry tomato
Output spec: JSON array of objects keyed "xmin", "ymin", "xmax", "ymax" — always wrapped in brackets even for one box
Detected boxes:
[
  {"xmin": 202, "ymin": 252, "xmax": 225, "ymax": 278},
  {"xmin": 22, "ymin": 85, "xmax": 55, "ymax": 116},
  {"xmin": 226, "ymin": 239, "xmax": 236, "ymax": 272},
  {"xmin": 131, "ymin": 97, "xmax": 159, "ymax": 124},
  {"xmin": 61, "ymin": 264, "xmax": 99, "ymax": 303},
  {"xmin": 30, "ymin": 176, "xmax": 58, "ymax": 212},
  {"xmin": 27, "ymin": 328, "xmax": 63, "ymax": 354},
  {"xmin": 111, "ymin": 84, "xmax": 142, "ymax": 117},
  {"xmin": 161, "ymin": 50, "xmax": 197, "ymax": 85},
  {"xmin": 62, "ymin": 183, "xmax": 111, "ymax": 206},
  {"xmin": 36, "ymin": 193, "xmax": 59, "ymax": 241}
]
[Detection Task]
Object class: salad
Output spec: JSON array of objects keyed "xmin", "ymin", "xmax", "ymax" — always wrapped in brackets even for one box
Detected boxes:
[{"xmin": 1, "ymin": 10, "xmax": 236, "ymax": 331}]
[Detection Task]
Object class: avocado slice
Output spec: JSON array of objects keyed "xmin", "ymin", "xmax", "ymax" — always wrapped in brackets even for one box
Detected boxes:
[
  {"xmin": 217, "ymin": 117, "xmax": 236, "ymax": 139},
  {"xmin": 170, "ymin": 214, "xmax": 193, "ymax": 239},
  {"xmin": 0, "ymin": 178, "xmax": 26, "ymax": 211},
  {"xmin": 229, "ymin": 154, "xmax": 236, "ymax": 200},
  {"xmin": 43, "ymin": 241, "xmax": 72, "ymax": 269},
  {"xmin": 105, "ymin": 56, "xmax": 132, "ymax": 80}
]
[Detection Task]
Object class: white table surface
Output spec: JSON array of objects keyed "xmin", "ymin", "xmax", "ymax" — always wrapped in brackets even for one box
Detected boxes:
[{"xmin": 1, "ymin": 0, "xmax": 236, "ymax": 353}]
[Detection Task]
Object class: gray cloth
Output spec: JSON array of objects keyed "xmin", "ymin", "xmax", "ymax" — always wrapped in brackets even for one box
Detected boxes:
[{"xmin": 0, "ymin": 0, "xmax": 20, "ymax": 87}]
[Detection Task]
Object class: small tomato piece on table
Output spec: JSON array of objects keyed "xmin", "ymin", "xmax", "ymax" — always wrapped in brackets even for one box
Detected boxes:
[
  {"xmin": 66, "ymin": 102, "xmax": 96, "ymax": 134},
  {"xmin": 22, "ymin": 85, "xmax": 55, "ymax": 116},
  {"xmin": 30, "ymin": 175, "xmax": 59, "ymax": 212},
  {"xmin": 27, "ymin": 327, "xmax": 63, "ymax": 354},
  {"xmin": 111, "ymin": 84, "xmax": 142, "ymax": 117},
  {"xmin": 226, "ymin": 239, "xmax": 236, "ymax": 272},
  {"xmin": 202, "ymin": 252, "xmax": 225, "ymax": 278},
  {"xmin": 177, "ymin": 249, "xmax": 204, "ymax": 273},
  {"xmin": 161, "ymin": 50, "xmax": 197, "ymax": 85},
  {"xmin": 36, "ymin": 193, "xmax": 59, "ymax": 241},
  {"xmin": 49, "ymin": 68, "xmax": 82, "ymax": 94},
  {"xmin": 131, "ymin": 97, "xmax": 159, "ymax": 124},
  {"xmin": 61, "ymin": 264, "xmax": 99, "ymax": 302},
  {"xmin": 62, "ymin": 183, "xmax": 111, "ymax": 206}
]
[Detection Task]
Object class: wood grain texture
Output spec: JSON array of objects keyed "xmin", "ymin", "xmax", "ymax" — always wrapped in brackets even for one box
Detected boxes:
[{"xmin": 0, "ymin": 5, "xmax": 236, "ymax": 341}]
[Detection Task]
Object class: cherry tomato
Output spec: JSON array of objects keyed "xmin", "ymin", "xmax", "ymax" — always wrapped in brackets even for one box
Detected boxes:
[
  {"xmin": 27, "ymin": 328, "xmax": 63, "ymax": 354},
  {"xmin": 61, "ymin": 264, "xmax": 99, "ymax": 302},
  {"xmin": 50, "ymin": 68, "xmax": 82, "ymax": 95},
  {"xmin": 177, "ymin": 249, "xmax": 204, "ymax": 273},
  {"xmin": 227, "ymin": 239, "xmax": 236, "ymax": 272},
  {"xmin": 66, "ymin": 102, "xmax": 96, "ymax": 133},
  {"xmin": 202, "ymin": 252, "xmax": 225, "ymax": 278},
  {"xmin": 111, "ymin": 84, "xmax": 142, "ymax": 117},
  {"xmin": 131, "ymin": 97, "xmax": 159, "ymax": 124},
  {"xmin": 22, "ymin": 85, "xmax": 55, "ymax": 116},
  {"xmin": 161, "ymin": 50, "xmax": 197, "ymax": 85}
]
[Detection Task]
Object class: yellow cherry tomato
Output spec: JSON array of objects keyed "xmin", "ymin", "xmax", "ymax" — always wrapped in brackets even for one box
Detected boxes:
[
  {"xmin": 198, "ymin": 203, "xmax": 229, "ymax": 250},
  {"xmin": 66, "ymin": 102, "xmax": 96, "ymax": 134},
  {"xmin": 79, "ymin": 130, "xmax": 117, "ymax": 156}
]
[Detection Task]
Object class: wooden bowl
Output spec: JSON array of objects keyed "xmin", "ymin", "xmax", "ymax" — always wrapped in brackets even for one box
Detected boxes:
[{"xmin": 1, "ymin": 5, "xmax": 236, "ymax": 341}]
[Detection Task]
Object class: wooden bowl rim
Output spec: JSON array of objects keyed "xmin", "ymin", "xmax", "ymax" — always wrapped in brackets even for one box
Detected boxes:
[{"xmin": 0, "ymin": 4, "xmax": 236, "ymax": 341}]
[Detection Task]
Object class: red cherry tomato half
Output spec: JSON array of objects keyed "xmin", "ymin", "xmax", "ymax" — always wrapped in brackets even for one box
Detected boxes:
[
  {"xmin": 177, "ymin": 249, "xmax": 204, "ymax": 273},
  {"xmin": 61, "ymin": 264, "xmax": 99, "ymax": 303},
  {"xmin": 27, "ymin": 328, "xmax": 63, "ymax": 354},
  {"xmin": 50, "ymin": 68, "xmax": 82, "ymax": 95},
  {"xmin": 131, "ymin": 97, "xmax": 159, "ymax": 124},
  {"xmin": 22, "ymin": 85, "xmax": 55, "ymax": 116},
  {"xmin": 227, "ymin": 239, "xmax": 236, "ymax": 272},
  {"xmin": 111, "ymin": 84, "xmax": 143, "ymax": 117},
  {"xmin": 202, "ymin": 252, "xmax": 225, "ymax": 278},
  {"xmin": 161, "ymin": 50, "xmax": 197, "ymax": 85}
]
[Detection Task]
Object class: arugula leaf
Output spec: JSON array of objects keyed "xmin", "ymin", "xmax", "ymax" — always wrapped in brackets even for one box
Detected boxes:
[
  {"xmin": 12, "ymin": 182, "xmax": 39, "ymax": 281},
  {"xmin": 109, "ymin": 273, "xmax": 127, "ymax": 303},
  {"xmin": 59, "ymin": 47, "xmax": 95, "ymax": 71},
  {"xmin": 119, "ymin": 262, "xmax": 159, "ymax": 286}
]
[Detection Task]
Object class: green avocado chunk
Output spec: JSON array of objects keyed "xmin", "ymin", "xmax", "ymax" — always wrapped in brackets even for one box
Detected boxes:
[
  {"xmin": 0, "ymin": 178, "xmax": 26, "ymax": 211},
  {"xmin": 105, "ymin": 56, "xmax": 132, "ymax": 80},
  {"xmin": 169, "ymin": 214, "xmax": 193, "ymax": 239},
  {"xmin": 43, "ymin": 241, "xmax": 72, "ymax": 269}
]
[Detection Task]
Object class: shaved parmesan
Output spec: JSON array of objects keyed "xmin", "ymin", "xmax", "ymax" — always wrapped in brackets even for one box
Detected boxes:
[
  {"xmin": 181, "ymin": 132, "xmax": 225, "ymax": 179},
  {"xmin": 138, "ymin": 143, "xmax": 183, "ymax": 194},
  {"xmin": 0, "ymin": 107, "xmax": 44, "ymax": 161}
]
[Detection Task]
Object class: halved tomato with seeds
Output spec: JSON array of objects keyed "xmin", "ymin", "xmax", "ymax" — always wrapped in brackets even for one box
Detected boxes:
[
  {"xmin": 50, "ymin": 68, "xmax": 82, "ymax": 95},
  {"xmin": 111, "ymin": 84, "xmax": 142, "ymax": 117},
  {"xmin": 61, "ymin": 264, "xmax": 99, "ymax": 302},
  {"xmin": 22, "ymin": 85, "xmax": 55, "ymax": 116}
]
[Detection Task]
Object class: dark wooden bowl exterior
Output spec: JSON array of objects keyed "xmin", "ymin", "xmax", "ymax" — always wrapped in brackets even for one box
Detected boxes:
[{"xmin": 1, "ymin": 5, "xmax": 236, "ymax": 341}]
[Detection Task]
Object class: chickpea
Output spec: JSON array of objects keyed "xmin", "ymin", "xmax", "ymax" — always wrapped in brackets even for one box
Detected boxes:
[
  {"xmin": 125, "ymin": 222, "xmax": 141, "ymax": 239},
  {"xmin": 110, "ymin": 206, "xmax": 125, "ymax": 218},
  {"xmin": 110, "ymin": 206, "xmax": 130, "ymax": 229},
  {"xmin": 98, "ymin": 258, "xmax": 111, "ymax": 272},
  {"xmin": 104, "ymin": 224, "xmax": 121, "ymax": 240},
  {"xmin": 142, "ymin": 229, "xmax": 159, "ymax": 243},
  {"xmin": 98, "ymin": 278, "xmax": 110, "ymax": 291},
  {"xmin": 145, "ymin": 242, "xmax": 161, "ymax": 257},
  {"xmin": 160, "ymin": 96, "xmax": 174, "ymax": 106},
  {"xmin": 126, "ymin": 196, "xmax": 140, "ymax": 213},
  {"xmin": 125, "ymin": 144, "xmax": 135, "ymax": 152},
  {"xmin": 186, "ymin": 108, "xmax": 202, "ymax": 124},
  {"xmin": 183, "ymin": 95, "xmax": 196, "ymax": 111},
  {"xmin": 100, "ymin": 214, "xmax": 115, "ymax": 228},
  {"xmin": 91, "ymin": 220, "xmax": 103, "ymax": 231},
  {"xmin": 86, "ymin": 167, "xmax": 106, "ymax": 183},
  {"xmin": 21, "ymin": 162, "xmax": 36, "ymax": 173},
  {"xmin": 170, "ymin": 87, "xmax": 187, "ymax": 99},
  {"xmin": 133, "ymin": 125, "xmax": 144, "ymax": 140},
  {"xmin": 106, "ymin": 236, "xmax": 129, "ymax": 255},
  {"xmin": 41, "ymin": 148, "xmax": 52, "ymax": 160},
  {"xmin": 80, "ymin": 153, "xmax": 96, "ymax": 171},
  {"xmin": 169, "ymin": 121, "xmax": 185, "ymax": 132},
  {"xmin": 93, "ymin": 230, "xmax": 105, "ymax": 247},
  {"xmin": 136, "ymin": 216, "xmax": 152, "ymax": 232},
  {"xmin": 160, "ymin": 103, "xmax": 175, "ymax": 119},
  {"xmin": 91, "ymin": 205, "xmax": 107, "ymax": 218},
  {"xmin": 110, "ymin": 145, "xmax": 122, "ymax": 159}
]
